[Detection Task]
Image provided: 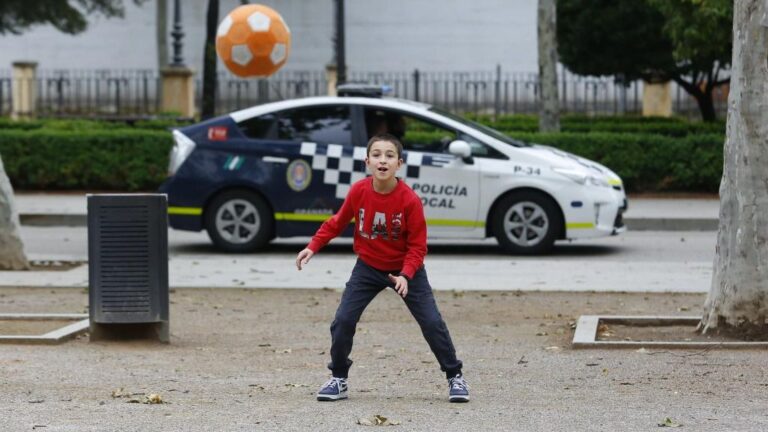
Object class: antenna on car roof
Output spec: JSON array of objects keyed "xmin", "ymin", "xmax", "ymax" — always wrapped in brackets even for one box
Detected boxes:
[{"xmin": 336, "ymin": 83, "xmax": 392, "ymax": 98}]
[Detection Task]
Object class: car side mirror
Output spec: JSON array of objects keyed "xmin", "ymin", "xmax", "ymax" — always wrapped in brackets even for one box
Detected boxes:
[{"xmin": 448, "ymin": 140, "xmax": 474, "ymax": 164}]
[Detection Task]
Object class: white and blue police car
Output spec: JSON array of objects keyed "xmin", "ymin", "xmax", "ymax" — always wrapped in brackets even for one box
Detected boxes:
[{"xmin": 159, "ymin": 86, "xmax": 627, "ymax": 254}]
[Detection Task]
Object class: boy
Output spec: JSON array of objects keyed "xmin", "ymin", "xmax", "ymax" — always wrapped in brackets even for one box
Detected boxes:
[{"xmin": 295, "ymin": 133, "xmax": 469, "ymax": 403}]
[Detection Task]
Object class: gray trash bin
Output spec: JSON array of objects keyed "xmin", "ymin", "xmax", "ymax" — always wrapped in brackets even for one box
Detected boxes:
[{"xmin": 87, "ymin": 194, "xmax": 169, "ymax": 342}]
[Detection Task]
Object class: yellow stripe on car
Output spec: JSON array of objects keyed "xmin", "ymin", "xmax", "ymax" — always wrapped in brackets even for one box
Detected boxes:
[
  {"xmin": 566, "ymin": 222, "xmax": 595, "ymax": 229},
  {"xmin": 168, "ymin": 206, "xmax": 203, "ymax": 215},
  {"xmin": 426, "ymin": 218, "xmax": 485, "ymax": 228},
  {"xmin": 274, "ymin": 213, "xmax": 332, "ymax": 222},
  {"xmin": 274, "ymin": 212, "xmax": 483, "ymax": 228}
]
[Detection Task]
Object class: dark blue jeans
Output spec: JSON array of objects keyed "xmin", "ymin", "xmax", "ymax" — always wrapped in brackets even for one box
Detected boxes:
[{"xmin": 328, "ymin": 259, "xmax": 463, "ymax": 379}]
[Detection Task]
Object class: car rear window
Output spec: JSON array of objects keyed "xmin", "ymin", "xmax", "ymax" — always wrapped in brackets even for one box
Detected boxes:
[
  {"xmin": 238, "ymin": 113, "xmax": 278, "ymax": 140},
  {"xmin": 276, "ymin": 105, "xmax": 352, "ymax": 146}
]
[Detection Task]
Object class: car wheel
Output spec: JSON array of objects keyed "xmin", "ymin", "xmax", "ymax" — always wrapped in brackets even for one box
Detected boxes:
[
  {"xmin": 492, "ymin": 191, "xmax": 562, "ymax": 255},
  {"xmin": 205, "ymin": 190, "xmax": 273, "ymax": 252}
]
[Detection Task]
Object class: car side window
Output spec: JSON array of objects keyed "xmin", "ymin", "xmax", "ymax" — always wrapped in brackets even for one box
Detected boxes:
[
  {"xmin": 364, "ymin": 107, "xmax": 455, "ymax": 154},
  {"xmin": 238, "ymin": 113, "xmax": 277, "ymax": 140},
  {"xmin": 459, "ymin": 132, "xmax": 507, "ymax": 159},
  {"xmin": 277, "ymin": 105, "xmax": 352, "ymax": 145}
]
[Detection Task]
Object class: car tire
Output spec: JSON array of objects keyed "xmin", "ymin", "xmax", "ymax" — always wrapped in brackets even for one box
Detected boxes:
[
  {"xmin": 492, "ymin": 191, "xmax": 562, "ymax": 255},
  {"xmin": 205, "ymin": 190, "xmax": 273, "ymax": 253}
]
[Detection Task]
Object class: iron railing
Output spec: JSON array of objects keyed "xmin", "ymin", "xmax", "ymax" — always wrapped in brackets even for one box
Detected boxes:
[{"xmin": 0, "ymin": 67, "xmax": 727, "ymax": 119}]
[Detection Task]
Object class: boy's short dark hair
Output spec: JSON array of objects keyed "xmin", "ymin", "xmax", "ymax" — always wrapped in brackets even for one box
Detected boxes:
[{"xmin": 366, "ymin": 133, "xmax": 404, "ymax": 159}]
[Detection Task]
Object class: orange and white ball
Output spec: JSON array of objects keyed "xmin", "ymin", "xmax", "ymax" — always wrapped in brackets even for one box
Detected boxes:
[{"xmin": 215, "ymin": 4, "xmax": 291, "ymax": 78}]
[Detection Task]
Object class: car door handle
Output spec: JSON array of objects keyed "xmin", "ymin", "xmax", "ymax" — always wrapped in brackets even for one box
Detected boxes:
[
  {"xmin": 483, "ymin": 174, "xmax": 500, "ymax": 179},
  {"xmin": 262, "ymin": 156, "xmax": 289, "ymax": 164}
]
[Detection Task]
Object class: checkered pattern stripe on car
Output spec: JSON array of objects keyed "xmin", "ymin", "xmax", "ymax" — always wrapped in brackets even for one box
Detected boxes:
[{"xmin": 299, "ymin": 142, "xmax": 452, "ymax": 198}]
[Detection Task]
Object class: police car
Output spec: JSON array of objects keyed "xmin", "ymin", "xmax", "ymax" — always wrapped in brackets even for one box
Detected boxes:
[{"xmin": 159, "ymin": 85, "xmax": 627, "ymax": 254}]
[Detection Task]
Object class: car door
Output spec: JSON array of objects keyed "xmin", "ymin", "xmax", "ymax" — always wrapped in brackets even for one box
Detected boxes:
[
  {"xmin": 363, "ymin": 107, "xmax": 481, "ymax": 236},
  {"xmin": 237, "ymin": 104, "xmax": 357, "ymax": 237}
]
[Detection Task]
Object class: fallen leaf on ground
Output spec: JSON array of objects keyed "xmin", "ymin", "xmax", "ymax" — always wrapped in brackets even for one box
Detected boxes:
[
  {"xmin": 598, "ymin": 323, "xmax": 615, "ymax": 337},
  {"xmin": 145, "ymin": 394, "xmax": 164, "ymax": 404},
  {"xmin": 126, "ymin": 394, "xmax": 163, "ymax": 404},
  {"xmin": 111, "ymin": 388, "xmax": 131, "ymax": 398},
  {"xmin": 658, "ymin": 417, "xmax": 682, "ymax": 428},
  {"xmin": 358, "ymin": 415, "xmax": 401, "ymax": 426}
]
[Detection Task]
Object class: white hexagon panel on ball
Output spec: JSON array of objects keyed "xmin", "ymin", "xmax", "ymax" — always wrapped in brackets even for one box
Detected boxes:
[
  {"xmin": 231, "ymin": 44, "xmax": 253, "ymax": 66},
  {"xmin": 270, "ymin": 43, "xmax": 286, "ymax": 65},
  {"xmin": 247, "ymin": 12, "xmax": 271, "ymax": 32}
]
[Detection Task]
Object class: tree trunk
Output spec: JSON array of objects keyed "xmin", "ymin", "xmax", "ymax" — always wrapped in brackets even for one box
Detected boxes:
[
  {"xmin": 701, "ymin": 0, "xmax": 768, "ymax": 333},
  {"xmin": 156, "ymin": 0, "xmax": 168, "ymax": 70},
  {"xmin": 0, "ymin": 154, "xmax": 30, "ymax": 270},
  {"xmin": 537, "ymin": 0, "xmax": 560, "ymax": 132},
  {"xmin": 201, "ymin": 0, "xmax": 219, "ymax": 120},
  {"xmin": 693, "ymin": 89, "xmax": 718, "ymax": 123}
]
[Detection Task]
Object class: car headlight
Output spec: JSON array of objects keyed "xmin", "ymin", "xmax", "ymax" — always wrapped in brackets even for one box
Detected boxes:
[
  {"xmin": 168, "ymin": 130, "xmax": 196, "ymax": 176},
  {"xmin": 552, "ymin": 167, "xmax": 610, "ymax": 187}
]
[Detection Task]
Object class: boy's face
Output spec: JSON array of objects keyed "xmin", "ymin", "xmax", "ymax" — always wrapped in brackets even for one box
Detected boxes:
[{"xmin": 365, "ymin": 140, "xmax": 403, "ymax": 182}]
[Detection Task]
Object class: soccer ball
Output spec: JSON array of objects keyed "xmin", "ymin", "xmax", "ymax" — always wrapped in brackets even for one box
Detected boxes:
[{"xmin": 215, "ymin": 4, "xmax": 291, "ymax": 78}]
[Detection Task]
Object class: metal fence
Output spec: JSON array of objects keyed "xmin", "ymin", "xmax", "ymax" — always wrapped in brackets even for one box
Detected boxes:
[{"xmin": 0, "ymin": 67, "xmax": 727, "ymax": 119}]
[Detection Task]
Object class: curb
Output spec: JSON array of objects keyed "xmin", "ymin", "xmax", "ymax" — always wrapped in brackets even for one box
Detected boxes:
[
  {"xmin": 18, "ymin": 213, "xmax": 719, "ymax": 231},
  {"xmin": 623, "ymin": 217, "xmax": 718, "ymax": 231},
  {"xmin": 20, "ymin": 214, "xmax": 87, "ymax": 227}
]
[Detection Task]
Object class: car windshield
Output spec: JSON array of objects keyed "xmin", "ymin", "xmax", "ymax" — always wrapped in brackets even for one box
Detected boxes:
[{"xmin": 428, "ymin": 107, "xmax": 530, "ymax": 148}]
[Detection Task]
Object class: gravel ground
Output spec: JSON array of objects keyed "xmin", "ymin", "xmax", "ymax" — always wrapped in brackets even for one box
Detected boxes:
[{"xmin": 1, "ymin": 287, "xmax": 767, "ymax": 432}]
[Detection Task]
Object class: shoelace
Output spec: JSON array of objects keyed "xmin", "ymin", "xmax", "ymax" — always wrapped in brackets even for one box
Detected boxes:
[
  {"xmin": 450, "ymin": 376, "xmax": 468, "ymax": 391},
  {"xmin": 323, "ymin": 377, "xmax": 345, "ymax": 391}
]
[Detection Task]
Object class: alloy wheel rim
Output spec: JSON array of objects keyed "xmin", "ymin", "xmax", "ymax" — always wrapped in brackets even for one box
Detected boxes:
[
  {"xmin": 502, "ymin": 201, "xmax": 549, "ymax": 247},
  {"xmin": 215, "ymin": 199, "xmax": 260, "ymax": 244}
]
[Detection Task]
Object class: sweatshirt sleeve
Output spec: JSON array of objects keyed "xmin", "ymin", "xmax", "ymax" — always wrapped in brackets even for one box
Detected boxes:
[
  {"xmin": 400, "ymin": 194, "xmax": 427, "ymax": 279},
  {"xmin": 306, "ymin": 187, "xmax": 356, "ymax": 253}
]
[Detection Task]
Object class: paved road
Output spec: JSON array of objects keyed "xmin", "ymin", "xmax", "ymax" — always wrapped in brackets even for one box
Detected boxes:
[{"xmin": 14, "ymin": 226, "xmax": 715, "ymax": 293}]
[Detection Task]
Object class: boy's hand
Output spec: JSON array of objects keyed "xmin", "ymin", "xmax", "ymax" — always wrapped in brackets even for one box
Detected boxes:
[
  {"xmin": 296, "ymin": 248, "xmax": 314, "ymax": 270},
  {"xmin": 388, "ymin": 273, "xmax": 408, "ymax": 298}
]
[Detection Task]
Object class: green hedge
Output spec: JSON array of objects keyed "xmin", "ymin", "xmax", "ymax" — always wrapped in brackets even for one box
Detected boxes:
[
  {"xmin": 508, "ymin": 132, "xmax": 723, "ymax": 192},
  {"xmin": 469, "ymin": 114, "xmax": 725, "ymax": 137},
  {"xmin": 0, "ymin": 118, "xmax": 190, "ymax": 131},
  {"xmin": 0, "ymin": 118, "xmax": 724, "ymax": 192},
  {"xmin": 0, "ymin": 129, "xmax": 172, "ymax": 190}
]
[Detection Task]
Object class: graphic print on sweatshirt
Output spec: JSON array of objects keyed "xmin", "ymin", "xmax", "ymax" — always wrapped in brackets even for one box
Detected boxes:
[{"xmin": 357, "ymin": 208, "xmax": 405, "ymax": 241}]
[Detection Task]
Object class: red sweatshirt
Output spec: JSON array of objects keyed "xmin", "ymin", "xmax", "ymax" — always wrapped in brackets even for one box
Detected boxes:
[{"xmin": 307, "ymin": 178, "xmax": 427, "ymax": 279}]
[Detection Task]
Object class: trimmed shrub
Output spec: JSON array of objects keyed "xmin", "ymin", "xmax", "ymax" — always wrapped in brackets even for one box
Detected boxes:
[
  {"xmin": 468, "ymin": 114, "xmax": 725, "ymax": 136},
  {"xmin": 0, "ymin": 117, "xmax": 191, "ymax": 131},
  {"xmin": 0, "ymin": 129, "xmax": 172, "ymax": 191},
  {"xmin": 0, "ymin": 117, "xmax": 724, "ymax": 193}
]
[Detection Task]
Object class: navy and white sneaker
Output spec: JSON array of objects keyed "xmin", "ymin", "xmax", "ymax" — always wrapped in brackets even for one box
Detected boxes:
[
  {"xmin": 448, "ymin": 374, "xmax": 469, "ymax": 403},
  {"xmin": 316, "ymin": 377, "xmax": 348, "ymax": 401}
]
